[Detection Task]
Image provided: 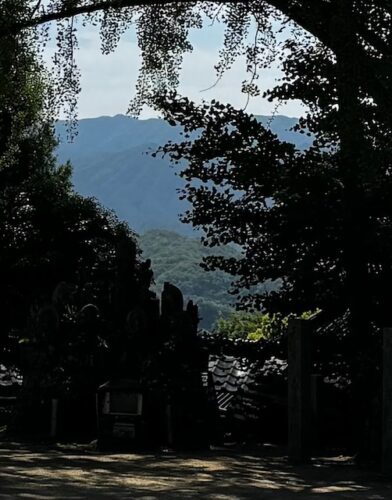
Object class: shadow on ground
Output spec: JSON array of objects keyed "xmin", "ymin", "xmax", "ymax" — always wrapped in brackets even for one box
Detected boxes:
[{"xmin": 0, "ymin": 441, "xmax": 391, "ymax": 499}]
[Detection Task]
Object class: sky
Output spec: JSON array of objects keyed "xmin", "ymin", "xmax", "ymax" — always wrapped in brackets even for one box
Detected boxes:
[{"xmin": 44, "ymin": 18, "xmax": 305, "ymax": 120}]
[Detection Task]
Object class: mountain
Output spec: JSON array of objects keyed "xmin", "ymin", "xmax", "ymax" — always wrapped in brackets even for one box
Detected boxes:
[
  {"xmin": 56, "ymin": 116, "xmax": 188, "ymax": 234},
  {"xmin": 139, "ymin": 230, "xmax": 279, "ymax": 329},
  {"xmin": 140, "ymin": 229, "xmax": 238, "ymax": 328},
  {"xmin": 55, "ymin": 114, "xmax": 307, "ymax": 328},
  {"xmin": 55, "ymin": 114, "xmax": 311, "ymax": 235}
]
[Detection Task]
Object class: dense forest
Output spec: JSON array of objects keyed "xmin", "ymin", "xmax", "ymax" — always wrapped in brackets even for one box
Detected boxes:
[
  {"xmin": 140, "ymin": 229, "xmax": 277, "ymax": 328},
  {"xmin": 140, "ymin": 230, "xmax": 236, "ymax": 328}
]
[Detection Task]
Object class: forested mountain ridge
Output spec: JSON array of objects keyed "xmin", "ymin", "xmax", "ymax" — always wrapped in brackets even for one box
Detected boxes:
[
  {"xmin": 55, "ymin": 114, "xmax": 311, "ymax": 235},
  {"xmin": 55, "ymin": 115, "xmax": 308, "ymax": 328},
  {"xmin": 139, "ymin": 230, "xmax": 278, "ymax": 329},
  {"xmin": 139, "ymin": 229, "xmax": 239, "ymax": 328}
]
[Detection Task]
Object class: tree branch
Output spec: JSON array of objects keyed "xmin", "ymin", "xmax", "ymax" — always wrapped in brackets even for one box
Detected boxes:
[
  {"xmin": 30, "ymin": 0, "xmax": 43, "ymax": 19},
  {"xmin": 2, "ymin": 0, "xmax": 143, "ymax": 36},
  {"xmin": 1, "ymin": 0, "xmax": 333, "ymax": 42},
  {"xmin": 2, "ymin": 0, "xmax": 392, "ymax": 112},
  {"xmin": 266, "ymin": 0, "xmax": 392, "ymax": 111}
]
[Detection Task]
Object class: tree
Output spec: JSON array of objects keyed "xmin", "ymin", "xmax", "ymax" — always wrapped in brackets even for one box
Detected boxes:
[
  {"xmin": 152, "ymin": 55, "xmax": 392, "ymax": 451},
  {"xmin": 0, "ymin": 16, "xmax": 163, "ymax": 438},
  {"xmin": 155, "ymin": 99, "xmax": 343, "ymax": 313},
  {"xmin": 129, "ymin": 1, "xmax": 392, "ymax": 357},
  {"xmin": 0, "ymin": 9, "xmax": 144, "ymax": 375},
  {"xmin": 215, "ymin": 311, "xmax": 287, "ymax": 341},
  {"xmin": 1, "ymin": 2, "xmax": 391, "ymax": 125}
]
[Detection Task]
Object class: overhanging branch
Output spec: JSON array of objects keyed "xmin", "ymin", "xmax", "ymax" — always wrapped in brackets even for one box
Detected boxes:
[{"xmin": 2, "ymin": 0, "xmax": 392, "ymax": 112}]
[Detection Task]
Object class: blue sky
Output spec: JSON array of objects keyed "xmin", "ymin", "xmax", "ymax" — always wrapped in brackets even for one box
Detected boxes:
[{"xmin": 44, "ymin": 18, "xmax": 305, "ymax": 120}]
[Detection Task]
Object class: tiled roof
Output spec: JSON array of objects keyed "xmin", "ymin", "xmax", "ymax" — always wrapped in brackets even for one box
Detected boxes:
[
  {"xmin": 208, "ymin": 354, "xmax": 287, "ymax": 420},
  {"xmin": 0, "ymin": 365, "xmax": 22, "ymax": 388}
]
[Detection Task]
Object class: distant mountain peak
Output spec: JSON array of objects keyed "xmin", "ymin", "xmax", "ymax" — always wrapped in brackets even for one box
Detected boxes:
[{"xmin": 55, "ymin": 114, "xmax": 311, "ymax": 236}]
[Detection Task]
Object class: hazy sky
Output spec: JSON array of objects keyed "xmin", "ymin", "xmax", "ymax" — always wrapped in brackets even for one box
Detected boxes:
[{"xmin": 45, "ymin": 19, "xmax": 305, "ymax": 120}]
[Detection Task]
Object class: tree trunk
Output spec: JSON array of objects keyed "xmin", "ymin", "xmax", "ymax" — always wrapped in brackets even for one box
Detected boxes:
[{"xmin": 334, "ymin": 0, "xmax": 376, "ymax": 457}]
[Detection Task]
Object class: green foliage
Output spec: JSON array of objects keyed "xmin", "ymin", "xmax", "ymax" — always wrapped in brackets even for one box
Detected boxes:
[
  {"xmin": 140, "ymin": 229, "xmax": 278, "ymax": 329},
  {"xmin": 156, "ymin": 97, "xmax": 342, "ymax": 318},
  {"xmin": 214, "ymin": 309, "xmax": 319, "ymax": 341},
  {"xmin": 215, "ymin": 312, "xmax": 286, "ymax": 341}
]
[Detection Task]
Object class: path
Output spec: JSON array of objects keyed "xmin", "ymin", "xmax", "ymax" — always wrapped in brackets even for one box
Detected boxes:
[{"xmin": 0, "ymin": 441, "xmax": 391, "ymax": 499}]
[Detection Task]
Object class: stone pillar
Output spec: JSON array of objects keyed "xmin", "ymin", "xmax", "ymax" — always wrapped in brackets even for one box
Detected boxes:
[
  {"xmin": 288, "ymin": 318, "xmax": 312, "ymax": 463},
  {"xmin": 383, "ymin": 327, "xmax": 392, "ymax": 474},
  {"xmin": 161, "ymin": 282, "xmax": 184, "ymax": 318}
]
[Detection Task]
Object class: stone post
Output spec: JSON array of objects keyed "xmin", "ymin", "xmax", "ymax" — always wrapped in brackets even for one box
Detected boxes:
[
  {"xmin": 383, "ymin": 327, "xmax": 392, "ymax": 474},
  {"xmin": 288, "ymin": 318, "xmax": 312, "ymax": 463}
]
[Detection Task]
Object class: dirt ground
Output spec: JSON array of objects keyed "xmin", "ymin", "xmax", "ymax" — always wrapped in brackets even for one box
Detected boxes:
[{"xmin": 1, "ymin": 441, "xmax": 392, "ymax": 499}]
